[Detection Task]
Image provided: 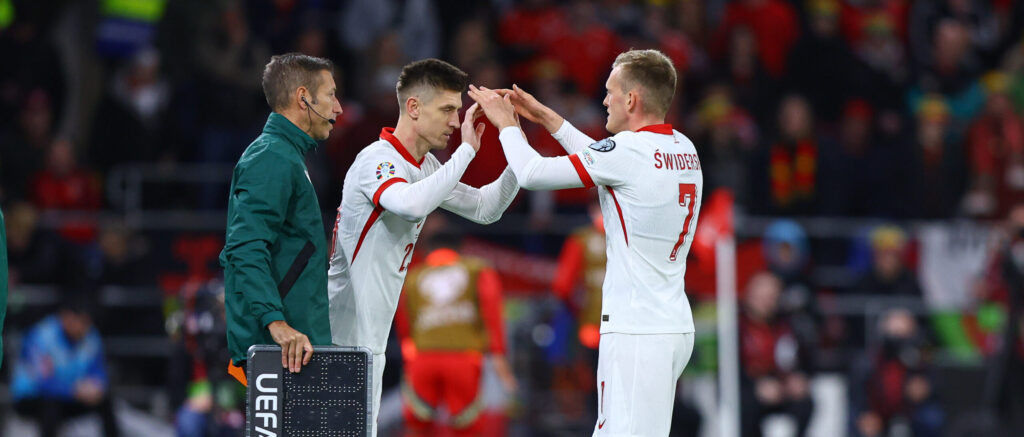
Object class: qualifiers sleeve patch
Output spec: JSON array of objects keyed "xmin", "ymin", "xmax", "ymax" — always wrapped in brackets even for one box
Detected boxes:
[
  {"xmin": 581, "ymin": 149, "xmax": 596, "ymax": 165},
  {"xmin": 588, "ymin": 138, "xmax": 616, "ymax": 152},
  {"xmin": 375, "ymin": 162, "xmax": 396, "ymax": 180}
]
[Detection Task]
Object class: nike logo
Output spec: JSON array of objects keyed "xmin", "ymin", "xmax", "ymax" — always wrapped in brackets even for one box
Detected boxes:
[
  {"xmin": 598, "ymin": 419, "xmax": 606, "ymax": 429},
  {"xmin": 598, "ymin": 380, "xmax": 606, "ymax": 429}
]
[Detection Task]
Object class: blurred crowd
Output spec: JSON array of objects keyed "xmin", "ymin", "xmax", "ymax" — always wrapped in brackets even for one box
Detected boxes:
[{"xmin": 5, "ymin": 0, "xmax": 1024, "ymax": 436}]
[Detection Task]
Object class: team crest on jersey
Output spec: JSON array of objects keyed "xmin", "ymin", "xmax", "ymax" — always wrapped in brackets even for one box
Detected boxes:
[
  {"xmin": 582, "ymin": 150, "xmax": 596, "ymax": 165},
  {"xmin": 376, "ymin": 162, "xmax": 396, "ymax": 180},
  {"xmin": 588, "ymin": 138, "xmax": 616, "ymax": 152}
]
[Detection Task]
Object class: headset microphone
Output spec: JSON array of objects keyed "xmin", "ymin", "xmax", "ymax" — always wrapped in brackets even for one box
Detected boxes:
[{"xmin": 301, "ymin": 96, "xmax": 335, "ymax": 124}]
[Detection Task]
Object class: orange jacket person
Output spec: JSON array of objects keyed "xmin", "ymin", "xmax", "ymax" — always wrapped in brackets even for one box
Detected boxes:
[{"xmin": 395, "ymin": 234, "xmax": 515, "ymax": 435}]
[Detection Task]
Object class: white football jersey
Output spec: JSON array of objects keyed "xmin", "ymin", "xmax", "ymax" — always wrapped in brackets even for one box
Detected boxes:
[
  {"xmin": 568, "ymin": 124, "xmax": 702, "ymax": 335},
  {"xmin": 328, "ymin": 128, "xmax": 446, "ymax": 354}
]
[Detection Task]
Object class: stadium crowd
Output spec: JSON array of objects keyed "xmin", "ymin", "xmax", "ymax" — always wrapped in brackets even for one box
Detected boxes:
[{"xmin": 3, "ymin": 0, "xmax": 1024, "ymax": 436}]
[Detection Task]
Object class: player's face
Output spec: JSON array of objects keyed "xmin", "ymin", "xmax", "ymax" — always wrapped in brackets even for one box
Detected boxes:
[
  {"xmin": 307, "ymin": 70, "xmax": 342, "ymax": 141},
  {"xmin": 418, "ymin": 89, "xmax": 463, "ymax": 150},
  {"xmin": 603, "ymin": 66, "xmax": 628, "ymax": 134}
]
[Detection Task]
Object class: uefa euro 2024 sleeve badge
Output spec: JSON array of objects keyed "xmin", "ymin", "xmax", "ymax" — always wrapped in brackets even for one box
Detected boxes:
[{"xmin": 376, "ymin": 162, "xmax": 396, "ymax": 180}]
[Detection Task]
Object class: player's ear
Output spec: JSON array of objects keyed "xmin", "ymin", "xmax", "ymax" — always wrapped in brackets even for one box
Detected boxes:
[
  {"xmin": 626, "ymin": 90, "xmax": 638, "ymax": 113},
  {"xmin": 406, "ymin": 96, "xmax": 419, "ymax": 119}
]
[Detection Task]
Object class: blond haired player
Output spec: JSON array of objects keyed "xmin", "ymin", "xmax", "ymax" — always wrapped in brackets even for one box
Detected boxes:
[{"xmin": 470, "ymin": 49, "xmax": 701, "ymax": 436}]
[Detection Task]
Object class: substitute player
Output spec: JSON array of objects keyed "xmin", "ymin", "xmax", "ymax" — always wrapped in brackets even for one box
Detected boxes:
[
  {"xmin": 328, "ymin": 59, "xmax": 520, "ymax": 436},
  {"xmin": 470, "ymin": 49, "xmax": 700, "ymax": 436}
]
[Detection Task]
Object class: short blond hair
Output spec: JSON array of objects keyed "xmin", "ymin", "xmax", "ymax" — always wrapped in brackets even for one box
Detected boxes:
[{"xmin": 612, "ymin": 49, "xmax": 677, "ymax": 117}]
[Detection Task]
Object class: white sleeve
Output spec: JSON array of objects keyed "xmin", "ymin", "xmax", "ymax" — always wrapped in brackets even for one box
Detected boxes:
[
  {"xmin": 497, "ymin": 126, "xmax": 588, "ymax": 190},
  {"xmin": 550, "ymin": 120, "xmax": 596, "ymax": 154},
  {"xmin": 376, "ymin": 144, "xmax": 477, "ymax": 222},
  {"xmin": 440, "ymin": 167, "xmax": 520, "ymax": 224}
]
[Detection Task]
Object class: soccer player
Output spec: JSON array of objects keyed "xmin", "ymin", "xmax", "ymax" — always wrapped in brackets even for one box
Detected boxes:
[
  {"xmin": 470, "ymin": 49, "xmax": 701, "ymax": 436},
  {"xmin": 328, "ymin": 59, "xmax": 519, "ymax": 436}
]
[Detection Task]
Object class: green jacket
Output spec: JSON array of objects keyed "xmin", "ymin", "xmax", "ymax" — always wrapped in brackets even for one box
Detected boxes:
[
  {"xmin": 1, "ymin": 208, "xmax": 7, "ymax": 366},
  {"xmin": 220, "ymin": 112, "xmax": 330, "ymax": 363}
]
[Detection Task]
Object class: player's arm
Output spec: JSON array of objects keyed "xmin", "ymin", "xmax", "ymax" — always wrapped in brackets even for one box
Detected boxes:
[
  {"xmin": 500, "ymin": 84, "xmax": 595, "ymax": 153},
  {"xmin": 440, "ymin": 167, "xmax": 520, "ymax": 224},
  {"xmin": 376, "ymin": 104, "xmax": 485, "ymax": 222},
  {"xmin": 471, "ymin": 85, "xmax": 613, "ymax": 191}
]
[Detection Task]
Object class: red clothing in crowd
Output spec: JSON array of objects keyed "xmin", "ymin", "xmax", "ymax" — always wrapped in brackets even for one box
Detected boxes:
[
  {"xmin": 968, "ymin": 113, "xmax": 1024, "ymax": 217},
  {"xmin": 31, "ymin": 169, "xmax": 102, "ymax": 243},
  {"xmin": 739, "ymin": 313, "xmax": 795, "ymax": 378},
  {"xmin": 542, "ymin": 24, "xmax": 622, "ymax": 97},
  {"xmin": 840, "ymin": 0, "xmax": 909, "ymax": 46},
  {"xmin": 713, "ymin": 0, "xmax": 800, "ymax": 78}
]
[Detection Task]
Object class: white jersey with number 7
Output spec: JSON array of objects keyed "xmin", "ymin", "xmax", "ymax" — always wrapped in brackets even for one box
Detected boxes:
[{"xmin": 561, "ymin": 123, "xmax": 701, "ymax": 335}]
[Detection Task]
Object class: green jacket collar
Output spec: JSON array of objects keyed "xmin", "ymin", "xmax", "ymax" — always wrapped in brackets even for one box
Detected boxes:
[{"xmin": 263, "ymin": 112, "xmax": 318, "ymax": 154}]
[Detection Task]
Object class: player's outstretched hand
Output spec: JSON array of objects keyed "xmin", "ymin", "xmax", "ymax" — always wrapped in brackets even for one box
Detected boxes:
[
  {"xmin": 468, "ymin": 85, "xmax": 517, "ymax": 131},
  {"xmin": 267, "ymin": 320, "xmax": 313, "ymax": 373},
  {"xmin": 496, "ymin": 84, "xmax": 563, "ymax": 133},
  {"xmin": 461, "ymin": 102, "xmax": 486, "ymax": 153}
]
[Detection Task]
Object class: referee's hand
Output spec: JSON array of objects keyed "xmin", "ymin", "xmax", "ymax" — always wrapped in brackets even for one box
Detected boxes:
[{"xmin": 267, "ymin": 320, "xmax": 313, "ymax": 373}]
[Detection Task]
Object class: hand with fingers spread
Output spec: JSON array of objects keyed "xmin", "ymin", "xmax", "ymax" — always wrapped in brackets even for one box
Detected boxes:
[
  {"xmin": 496, "ymin": 84, "xmax": 564, "ymax": 133},
  {"xmin": 461, "ymin": 102, "xmax": 487, "ymax": 152},
  {"xmin": 467, "ymin": 85, "xmax": 518, "ymax": 131},
  {"xmin": 267, "ymin": 320, "xmax": 313, "ymax": 373}
]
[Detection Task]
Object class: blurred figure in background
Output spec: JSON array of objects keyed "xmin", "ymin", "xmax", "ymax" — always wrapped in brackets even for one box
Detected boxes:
[
  {"xmin": 852, "ymin": 226, "xmax": 922, "ymax": 299},
  {"xmin": 30, "ymin": 138, "xmax": 102, "ymax": 244},
  {"xmin": 963, "ymin": 72, "xmax": 1024, "ymax": 218},
  {"xmin": 759, "ymin": 95, "xmax": 820, "ymax": 215},
  {"xmin": 0, "ymin": 89, "xmax": 52, "ymax": 203},
  {"xmin": 396, "ymin": 231, "xmax": 517, "ymax": 436},
  {"xmin": 11, "ymin": 294, "xmax": 119, "ymax": 437},
  {"xmin": 980, "ymin": 203, "xmax": 1024, "ymax": 433},
  {"xmin": 739, "ymin": 271, "xmax": 815, "ymax": 437},
  {"xmin": 906, "ymin": 94, "xmax": 967, "ymax": 219},
  {"xmin": 849, "ymin": 309, "xmax": 943, "ymax": 437}
]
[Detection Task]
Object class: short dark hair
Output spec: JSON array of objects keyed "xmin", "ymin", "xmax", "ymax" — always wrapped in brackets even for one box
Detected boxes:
[
  {"xmin": 396, "ymin": 59, "xmax": 469, "ymax": 111},
  {"xmin": 262, "ymin": 53, "xmax": 335, "ymax": 111},
  {"xmin": 612, "ymin": 49, "xmax": 677, "ymax": 117}
]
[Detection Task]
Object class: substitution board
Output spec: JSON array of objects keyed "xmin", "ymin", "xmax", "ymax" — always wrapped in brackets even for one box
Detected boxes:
[{"xmin": 245, "ymin": 345, "xmax": 373, "ymax": 437}]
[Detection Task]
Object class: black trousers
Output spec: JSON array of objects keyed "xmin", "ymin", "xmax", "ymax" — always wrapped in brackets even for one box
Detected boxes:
[{"xmin": 14, "ymin": 396, "xmax": 120, "ymax": 437}]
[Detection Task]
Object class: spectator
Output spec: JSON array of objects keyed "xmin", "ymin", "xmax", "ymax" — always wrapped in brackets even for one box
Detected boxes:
[
  {"xmin": 978, "ymin": 203, "xmax": 1024, "ymax": 434},
  {"xmin": 849, "ymin": 309, "xmax": 943, "ymax": 437},
  {"xmin": 194, "ymin": 0, "xmax": 271, "ymax": 167},
  {"xmin": 692, "ymin": 86, "xmax": 758, "ymax": 209},
  {"xmin": 785, "ymin": 0, "xmax": 865, "ymax": 122},
  {"xmin": 30, "ymin": 138, "xmax": 102, "ymax": 244},
  {"xmin": 739, "ymin": 272, "xmax": 815, "ymax": 437},
  {"xmin": 11, "ymin": 294, "xmax": 120, "ymax": 437},
  {"xmin": 542, "ymin": 0, "xmax": 621, "ymax": 98},
  {"xmin": 909, "ymin": 0, "xmax": 1001, "ymax": 69},
  {"xmin": 964, "ymin": 72, "xmax": 1024, "ymax": 218},
  {"xmin": 852, "ymin": 225, "xmax": 922, "ymax": 298},
  {"xmin": 819, "ymin": 99, "xmax": 897, "ymax": 217},
  {"xmin": 0, "ymin": 89, "xmax": 52, "ymax": 203},
  {"xmin": 846, "ymin": 2, "xmax": 909, "ymax": 109},
  {"xmin": 757, "ymin": 95, "xmax": 820, "ymax": 215},
  {"xmin": 905, "ymin": 94, "xmax": 968, "ymax": 218},
  {"xmin": 908, "ymin": 19, "xmax": 985, "ymax": 130},
  {"xmin": 89, "ymin": 48, "xmax": 175, "ymax": 175},
  {"xmin": 712, "ymin": 0, "xmax": 799, "ymax": 79}
]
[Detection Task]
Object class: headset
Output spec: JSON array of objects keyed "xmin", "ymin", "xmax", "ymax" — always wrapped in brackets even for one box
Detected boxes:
[{"xmin": 301, "ymin": 95, "xmax": 335, "ymax": 125}]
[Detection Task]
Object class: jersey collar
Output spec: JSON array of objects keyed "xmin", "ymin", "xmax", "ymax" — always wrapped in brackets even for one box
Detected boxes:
[
  {"xmin": 380, "ymin": 127, "xmax": 423, "ymax": 169},
  {"xmin": 636, "ymin": 124, "xmax": 673, "ymax": 135}
]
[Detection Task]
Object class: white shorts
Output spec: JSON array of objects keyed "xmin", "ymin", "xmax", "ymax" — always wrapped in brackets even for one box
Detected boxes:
[
  {"xmin": 371, "ymin": 353, "xmax": 386, "ymax": 437},
  {"xmin": 593, "ymin": 332, "xmax": 695, "ymax": 437}
]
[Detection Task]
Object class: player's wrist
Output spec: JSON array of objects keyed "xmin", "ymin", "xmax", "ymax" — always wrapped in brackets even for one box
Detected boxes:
[{"xmin": 542, "ymin": 111, "xmax": 563, "ymax": 133}]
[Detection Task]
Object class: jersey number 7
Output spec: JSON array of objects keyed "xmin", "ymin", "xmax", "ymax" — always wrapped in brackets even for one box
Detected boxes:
[{"xmin": 669, "ymin": 183, "xmax": 697, "ymax": 262}]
